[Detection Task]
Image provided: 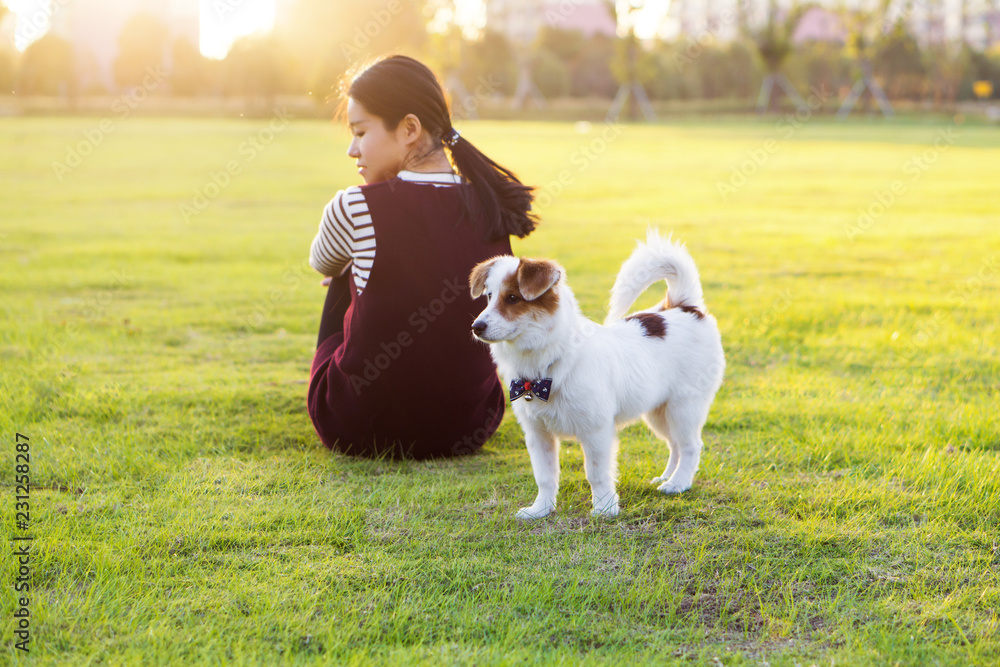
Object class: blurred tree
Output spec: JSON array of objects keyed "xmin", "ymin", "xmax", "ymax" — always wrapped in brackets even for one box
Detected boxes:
[
  {"xmin": 537, "ymin": 25, "xmax": 586, "ymax": 63},
  {"xmin": 725, "ymin": 39, "xmax": 761, "ymax": 100},
  {"xmin": 0, "ymin": 2, "xmax": 13, "ymax": 94},
  {"xmin": 0, "ymin": 47, "xmax": 14, "ymax": 94},
  {"xmin": 113, "ymin": 13, "xmax": 169, "ymax": 89},
  {"xmin": 278, "ymin": 0, "xmax": 430, "ymax": 101},
  {"xmin": 535, "ymin": 27, "xmax": 615, "ymax": 98},
  {"xmin": 224, "ymin": 35, "xmax": 294, "ymax": 110},
  {"xmin": 17, "ymin": 33, "xmax": 74, "ymax": 96},
  {"xmin": 532, "ymin": 48, "xmax": 570, "ymax": 98},
  {"xmin": 750, "ymin": 1, "xmax": 807, "ymax": 112},
  {"xmin": 873, "ymin": 20, "xmax": 925, "ymax": 100},
  {"xmin": 838, "ymin": 1, "xmax": 894, "ymax": 117},
  {"xmin": 608, "ymin": 1, "xmax": 657, "ymax": 121},
  {"xmin": 170, "ymin": 38, "xmax": 209, "ymax": 96},
  {"xmin": 424, "ymin": 25, "xmax": 460, "ymax": 95},
  {"xmin": 785, "ymin": 40, "xmax": 850, "ymax": 100},
  {"xmin": 424, "ymin": 4, "xmax": 479, "ymax": 119},
  {"xmin": 960, "ymin": 45, "xmax": 999, "ymax": 99},
  {"xmin": 920, "ymin": 0, "xmax": 965, "ymax": 107},
  {"xmin": 458, "ymin": 29, "xmax": 517, "ymax": 96},
  {"xmin": 571, "ymin": 33, "xmax": 616, "ymax": 98},
  {"xmin": 696, "ymin": 40, "xmax": 732, "ymax": 98}
]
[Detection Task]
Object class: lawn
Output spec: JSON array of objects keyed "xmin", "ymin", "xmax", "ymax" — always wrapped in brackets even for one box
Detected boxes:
[{"xmin": 1, "ymin": 113, "xmax": 998, "ymax": 665}]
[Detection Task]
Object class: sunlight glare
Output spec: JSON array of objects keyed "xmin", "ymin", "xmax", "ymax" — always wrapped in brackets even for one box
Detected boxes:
[{"xmin": 200, "ymin": 0, "xmax": 276, "ymax": 59}]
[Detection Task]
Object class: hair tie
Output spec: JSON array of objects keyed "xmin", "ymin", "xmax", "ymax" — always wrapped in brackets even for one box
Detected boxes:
[{"xmin": 443, "ymin": 128, "xmax": 460, "ymax": 148}]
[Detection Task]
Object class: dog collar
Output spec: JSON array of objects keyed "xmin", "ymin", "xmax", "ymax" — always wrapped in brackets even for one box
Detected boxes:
[{"xmin": 509, "ymin": 378, "xmax": 552, "ymax": 402}]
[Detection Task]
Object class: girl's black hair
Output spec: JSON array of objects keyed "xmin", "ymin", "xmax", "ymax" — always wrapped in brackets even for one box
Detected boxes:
[{"xmin": 342, "ymin": 55, "xmax": 537, "ymax": 241}]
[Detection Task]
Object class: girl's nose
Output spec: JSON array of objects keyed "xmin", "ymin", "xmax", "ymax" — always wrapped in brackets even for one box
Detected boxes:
[{"xmin": 347, "ymin": 139, "xmax": 360, "ymax": 159}]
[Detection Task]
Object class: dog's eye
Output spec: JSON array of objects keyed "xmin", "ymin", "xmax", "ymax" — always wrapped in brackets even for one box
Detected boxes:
[
  {"xmin": 506, "ymin": 294, "xmax": 521, "ymax": 304},
  {"xmin": 486, "ymin": 292, "xmax": 492, "ymax": 300}
]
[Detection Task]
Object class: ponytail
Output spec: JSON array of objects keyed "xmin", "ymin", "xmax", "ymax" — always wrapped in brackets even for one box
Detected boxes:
[
  {"xmin": 445, "ymin": 131, "xmax": 537, "ymax": 241},
  {"xmin": 344, "ymin": 55, "xmax": 537, "ymax": 242}
]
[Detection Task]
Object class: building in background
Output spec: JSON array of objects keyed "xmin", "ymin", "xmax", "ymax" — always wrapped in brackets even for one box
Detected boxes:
[
  {"xmin": 50, "ymin": 0, "xmax": 199, "ymax": 92},
  {"xmin": 486, "ymin": 0, "xmax": 615, "ymax": 45},
  {"xmin": 792, "ymin": 6, "xmax": 848, "ymax": 44},
  {"xmin": 661, "ymin": 0, "xmax": 999, "ymax": 50}
]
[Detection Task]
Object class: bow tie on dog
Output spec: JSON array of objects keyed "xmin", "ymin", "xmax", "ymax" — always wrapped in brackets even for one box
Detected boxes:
[{"xmin": 509, "ymin": 378, "xmax": 552, "ymax": 402}]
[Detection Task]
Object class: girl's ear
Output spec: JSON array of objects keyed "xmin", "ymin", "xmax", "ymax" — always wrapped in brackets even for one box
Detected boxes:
[{"xmin": 397, "ymin": 113, "xmax": 423, "ymax": 146}]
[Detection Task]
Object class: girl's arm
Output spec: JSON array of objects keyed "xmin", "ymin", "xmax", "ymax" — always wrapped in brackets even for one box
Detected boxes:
[{"xmin": 309, "ymin": 187, "xmax": 373, "ymax": 280}]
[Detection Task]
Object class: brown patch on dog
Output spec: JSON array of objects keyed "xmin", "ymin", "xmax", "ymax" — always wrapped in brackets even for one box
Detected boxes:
[
  {"xmin": 469, "ymin": 256, "xmax": 503, "ymax": 298},
  {"xmin": 660, "ymin": 296, "xmax": 705, "ymax": 320},
  {"xmin": 679, "ymin": 305, "xmax": 705, "ymax": 319},
  {"xmin": 517, "ymin": 258, "xmax": 561, "ymax": 301},
  {"xmin": 496, "ymin": 258, "xmax": 561, "ymax": 320},
  {"xmin": 625, "ymin": 312, "xmax": 667, "ymax": 338}
]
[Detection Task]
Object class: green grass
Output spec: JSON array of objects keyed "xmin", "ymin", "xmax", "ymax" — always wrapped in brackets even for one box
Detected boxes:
[{"xmin": 1, "ymin": 114, "xmax": 998, "ymax": 665}]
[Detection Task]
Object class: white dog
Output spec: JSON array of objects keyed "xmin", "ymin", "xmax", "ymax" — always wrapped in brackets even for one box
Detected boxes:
[{"xmin": 469, "ymin": 231, "xmax": 725, "ymax": 519}]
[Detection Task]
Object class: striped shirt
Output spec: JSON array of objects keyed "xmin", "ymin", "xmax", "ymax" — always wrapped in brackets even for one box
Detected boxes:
[{"xmin": 309, "ymin": 170, "xmax": 464, "ymax": 294}]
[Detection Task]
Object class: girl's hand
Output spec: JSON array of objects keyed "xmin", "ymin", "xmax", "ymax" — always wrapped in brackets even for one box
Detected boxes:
[{"xmin": 321, "ymin": 262, "xmax": 352, "ymax": 286}]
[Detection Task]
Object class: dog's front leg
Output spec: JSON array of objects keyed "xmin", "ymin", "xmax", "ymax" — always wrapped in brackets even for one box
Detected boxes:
[
  {"xmin": 580, "ymin": 428, "xmax": 620, "ymax": 518},
  {"xmin": 517, "ymin": 424, "xmax": 559, "ymax": 520}
]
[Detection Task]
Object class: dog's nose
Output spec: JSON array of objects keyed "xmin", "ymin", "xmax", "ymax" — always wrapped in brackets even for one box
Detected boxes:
[{"xmin": 472, "ymin": 320, "xmax": 487, "ymax": 337}]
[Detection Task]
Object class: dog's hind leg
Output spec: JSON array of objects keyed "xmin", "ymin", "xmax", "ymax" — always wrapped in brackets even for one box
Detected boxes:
[
  {"xmin": 643, "ymin": 404, "xmax": 678, "ymax": 486},
  {"xmin": 579, "ymin": 427, "xmax": 620, "ymax": 518},
  {"xmin": 656, "ymin": 398, "xmax": 710, "ymax": 495},
  {"xmin": 517, "ymin": 424, "xmax": 560, "ymax": 520}
]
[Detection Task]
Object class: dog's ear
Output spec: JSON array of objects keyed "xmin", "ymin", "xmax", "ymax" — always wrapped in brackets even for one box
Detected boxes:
[
  {"xmin": 517, "ymin": 259, "xmax": 561, "ymax": 301},
  {"xmin": 469, "ymin": 257, "xmax": 501, "ymax": 299}
]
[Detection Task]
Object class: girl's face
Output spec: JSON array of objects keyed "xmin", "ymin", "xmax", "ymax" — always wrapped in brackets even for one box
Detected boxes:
[{"xmin": 346, "ymin": 98, "xmax": 408, "ymax": 184}]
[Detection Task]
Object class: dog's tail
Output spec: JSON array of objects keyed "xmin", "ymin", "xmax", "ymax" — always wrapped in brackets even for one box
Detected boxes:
[{"xmin": 605, "ymin": 229, "xmax": 705, "ymax": 324}]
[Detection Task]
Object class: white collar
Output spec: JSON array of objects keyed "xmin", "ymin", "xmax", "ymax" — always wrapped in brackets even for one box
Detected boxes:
[{"xmin": 397, "ymin": 170, "xmax": 462, "ymax": 185}]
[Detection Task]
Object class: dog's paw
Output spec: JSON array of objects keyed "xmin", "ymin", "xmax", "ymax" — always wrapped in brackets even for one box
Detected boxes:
[
  {"xmin": 516, "ymin": 505, "xmax": 553, "ymax": 520},
  {"xmin": 649, "ymin": 476, "xmax": 664, "ymax": 485},
  {"xmin": 657, "ymin": 479, "xmax": 692, "ymax": 495},
  {"xmin": 591, "ymin": 503, "xmax": 620, "ymax": 519}
]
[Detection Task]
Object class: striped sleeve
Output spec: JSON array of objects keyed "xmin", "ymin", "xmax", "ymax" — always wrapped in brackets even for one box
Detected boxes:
[
  {"xmin": 308, "ymin": 188, "xmax": 361, "ymax": 274},
  {"xmin": 343, "ymin": 187, "xmax": 375, "ymax": 293}
]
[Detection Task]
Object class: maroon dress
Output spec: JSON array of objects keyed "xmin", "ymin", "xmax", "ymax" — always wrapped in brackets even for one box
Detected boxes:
[{"xmin": 307, "ymin": 177, "xmax": 510, "ymax": 459}]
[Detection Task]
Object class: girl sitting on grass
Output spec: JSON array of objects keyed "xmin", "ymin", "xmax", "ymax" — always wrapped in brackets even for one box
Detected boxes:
[{"xmin": 307, "ymin": 55, "xmax": 537, "ymax": 459}]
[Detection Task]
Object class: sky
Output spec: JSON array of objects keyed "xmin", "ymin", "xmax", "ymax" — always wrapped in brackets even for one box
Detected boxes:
[
  {"xmin": 3, "ymin": 0, "xmax": 673, "ymax": 56},
  {"xmin": 199, "ymin": 0, "xmax": 275, "ymax": 59},
  {"xmin": 6, "ymin": 0, "xmax": 973, "ymax": 58},
  {"xmin": 4, "ymin": 0, "xmax": 277, "ymax": 58}
]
